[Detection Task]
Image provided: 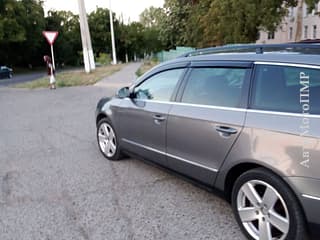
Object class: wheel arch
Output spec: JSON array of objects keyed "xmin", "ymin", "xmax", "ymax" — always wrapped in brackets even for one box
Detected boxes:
[
  {"xmin": 96, "ymin": 113, "xmax": 108, "ymax": 126},
  {"xmin": 222, "ymin": 162, "xmax": 310, "ymax": 236},
  {"xmin": 223, "ymin": 162, "xmax": 262, "ymax": 202},
  {"xmin": 223, "ymin": 162, "xmax": 300, "ymax": 204}
]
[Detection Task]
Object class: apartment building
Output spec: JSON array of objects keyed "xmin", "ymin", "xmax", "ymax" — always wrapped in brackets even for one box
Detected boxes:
[{"xmin": 257, "ymin": 1, "xmax": 320, "ymax": 43}]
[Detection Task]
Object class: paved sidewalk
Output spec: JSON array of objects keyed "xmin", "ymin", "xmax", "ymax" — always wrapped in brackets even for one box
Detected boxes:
[{"xmin": 94, "ymin": 62, "xmax": 141, "ymax": 88}]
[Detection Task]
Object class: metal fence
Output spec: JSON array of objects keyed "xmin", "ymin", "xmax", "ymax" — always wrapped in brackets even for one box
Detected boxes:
[{"xmin": 155, "ymin": 47, "xmax": 195, "ymax": 62}]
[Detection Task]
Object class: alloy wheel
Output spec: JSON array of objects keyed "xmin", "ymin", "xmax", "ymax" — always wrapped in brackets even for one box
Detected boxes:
[
  {"xmin": 236, "ymin": 180, "xmax": 290, "ymax": 240},
  {"xmin": 98, "ymin": 122, "xmax": 117, "ymax": 158}
]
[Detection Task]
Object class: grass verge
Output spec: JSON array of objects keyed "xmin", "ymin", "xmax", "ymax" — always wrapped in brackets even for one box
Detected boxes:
[
  {"xmin": 14, "ymin": 64, "xmax": 123, "ymax": 89},
  {"xmin": 136, "ymin": 60, "xmax": 159, "ymax": 77}
]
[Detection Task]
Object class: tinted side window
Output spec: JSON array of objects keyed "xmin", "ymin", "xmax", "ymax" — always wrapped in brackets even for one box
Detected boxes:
[
  {"xmin": 134, "ymin": 69, "xmax": 184, "ymax": 101},
  {"xmin": 252, "ymin": 65, "xmax": 320, "ymax": 114},
  {"xmin": 181, "ymin": 67, "xmax": 247, "ymax": 107}
]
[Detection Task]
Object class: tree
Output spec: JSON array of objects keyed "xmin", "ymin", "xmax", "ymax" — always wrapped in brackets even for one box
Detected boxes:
[
  {"xmin": 158, "ymin": 0, "xmax": 319, "ymax": 48},
  {"xmin": 183, "ymin": 0, "xmax": 211, "ymax": 47},
  {"xmin": 159, "ymin": 0, "xmax": 193, "ymax": 48},
  {"xmin": 195, "ymin": 0, "xmax": 300, "ymax": 46},
  {"xmin": 19, "ymin": 0, "xmax": 46, "ymax": 66},
  {"xmin": 139, "ymin": 7, "xmax": 165, "ymax": 54},
  {"xmin": 88, "ymin": 8, "xmax": 113, "ymax": 57},
  {"xmin": 45, "ymin": 10, "xmax": 81, "ymax": 66},
  {"xmin": 0, "ymin": 0, "xmax": 26, "ymax": 42},
  {"xmin": 119, "ymin": 22, "xmax": 145, "ymax": 59},
  {"xmin": 0, "ymin": 0, "xmax": 45, "ymax": 66},
  {"xmin": 139, "ymin": 7, "xmax": 164, "ymax": 28},
  {"xmin": 142, "ymin": 27, "xmax": 164, "ymax": 54},
  {"xmin": 305, "ymin": 0, "xmax": 320, "ymax": 10}
]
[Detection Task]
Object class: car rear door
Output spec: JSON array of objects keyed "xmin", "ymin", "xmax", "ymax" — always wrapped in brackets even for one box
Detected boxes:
[
  {"xmin": 166, "ymin": 61, "xmax": 252, "ymax": 185},
  {"xmin": 243, "ymin": 63, "xmax": 320, "ymax": 178}
]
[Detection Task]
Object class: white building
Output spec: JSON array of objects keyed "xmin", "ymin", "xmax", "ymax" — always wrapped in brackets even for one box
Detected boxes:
[{"xmin": 257, "ymin": 0, "xmax": 320, "ymax": 43}]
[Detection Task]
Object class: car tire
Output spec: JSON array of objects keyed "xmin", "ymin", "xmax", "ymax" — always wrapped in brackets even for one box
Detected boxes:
[
  {"xmin": 231, "ymin": 168, "xmax": 307, "ymax": 240},
  {"xmin": 96, "ymin": 118, "xmax": 123, "ymax": 161},
  {"xmin": 8, "ymin": 73, "xmax": 12, "ymax": 79}
]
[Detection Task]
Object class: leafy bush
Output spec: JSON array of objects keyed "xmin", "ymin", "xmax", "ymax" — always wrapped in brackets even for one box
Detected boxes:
[
  {"xmin": 96, "ymin": 53, "xmax": 112, "ymax": 65},
  {"xmin": 136, "ymin": 61, "xmax": 159, "ymax": 77}
]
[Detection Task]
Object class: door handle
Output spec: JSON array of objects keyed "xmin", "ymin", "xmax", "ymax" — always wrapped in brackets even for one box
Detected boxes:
[
  {"xmin": 153, "ymin": 114, "xmax": 166, "ymax": 124},
  {"xmin": 215, "ymin": 125, "xmax": 238, "ymax": 136}
]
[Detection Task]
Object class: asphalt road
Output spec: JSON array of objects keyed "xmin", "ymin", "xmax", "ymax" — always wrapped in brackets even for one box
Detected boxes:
[
  {"xmin": 0, "ymin": 72, "xmax": 47, "ymax": 87},
  {"xmin": 0, "ymin": 67, "xmax": 82, "ymax": 87},
  {"xmin": 0, "ymin": 63, "xmax": 244, "ymax": 240}
]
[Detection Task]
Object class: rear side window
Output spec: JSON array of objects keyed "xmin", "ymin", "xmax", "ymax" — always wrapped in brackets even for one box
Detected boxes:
[
  {"xmin": 252, "ymin": 64, "xmax": 320, "ymax": 114},
  {"xmin": 181, "ymin": 68, "xmax": 247, "ymax": 108}
]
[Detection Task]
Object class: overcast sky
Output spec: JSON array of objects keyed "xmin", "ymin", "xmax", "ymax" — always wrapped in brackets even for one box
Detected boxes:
[{"xmin": 43, "ymin": 0, "xmax": 164, "ymax": 22}]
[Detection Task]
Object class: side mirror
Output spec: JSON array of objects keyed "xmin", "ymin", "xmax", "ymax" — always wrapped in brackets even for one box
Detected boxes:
[{"xmin": 116, "ymin": 87, "xmax": 130, "ymax": 99}]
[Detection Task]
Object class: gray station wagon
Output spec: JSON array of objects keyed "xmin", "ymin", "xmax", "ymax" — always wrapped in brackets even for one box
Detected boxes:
[{"xmin": 95, "ymin": 44, "xmax": 320, "ymax": 240}]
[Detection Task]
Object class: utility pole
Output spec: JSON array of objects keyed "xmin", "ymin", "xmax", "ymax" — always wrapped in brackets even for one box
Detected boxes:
[
  {"xmin": 78, "ymin": 0, "xmax": 95, "ymax": 73},
  {"xmin": 109, "ymin": 0, "xmax": 117, "ymax": 65}
]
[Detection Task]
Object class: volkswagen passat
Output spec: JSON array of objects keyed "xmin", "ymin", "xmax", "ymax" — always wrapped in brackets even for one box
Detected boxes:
[{"xmin": 95, "ymin": 46, "xmax": 320, "ymax": 240}]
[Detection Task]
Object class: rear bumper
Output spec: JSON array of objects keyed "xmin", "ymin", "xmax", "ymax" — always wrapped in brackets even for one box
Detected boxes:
[
  {"xmin": 309, "ymin": 222, "xmax": 320, "ymax": 239},
  {"xmin": 301, "ymin": 194, "xmax": 320, "ymax": 239},
  {"xmin": 284, "ymin": 177, "xmax": 320, "ymax": 239}
]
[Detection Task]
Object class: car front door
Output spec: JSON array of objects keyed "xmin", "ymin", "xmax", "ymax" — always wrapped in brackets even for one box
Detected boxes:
[
  {"xmin": 166, "ymin": 61, "xmax": 252, "ymax": 185},
  {"xmin": 118, "ymin": 67, "xmax": 187, "ymax": 166}
]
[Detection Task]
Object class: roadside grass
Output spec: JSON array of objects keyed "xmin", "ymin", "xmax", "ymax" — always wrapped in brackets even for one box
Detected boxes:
[
  {"xmin": 14, "ymin": 64, "xmax": 123, "ymax": 89},
  {"xmin": 136, "ymin": 60, "xmax": 159, "ymax": 77}
]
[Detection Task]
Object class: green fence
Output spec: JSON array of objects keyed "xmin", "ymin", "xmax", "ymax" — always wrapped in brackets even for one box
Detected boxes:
[{"xmin": 155, "ymin": 47, "xmax": 195, "ymax": 62}]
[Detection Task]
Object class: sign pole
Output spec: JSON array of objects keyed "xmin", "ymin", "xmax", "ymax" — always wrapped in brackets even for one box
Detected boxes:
[
  {"xmin": 42, "ymin": 31, "xmax": 58, "ymax": 69},
  {"xmin": 50, "ymin": 44, "xmax": 55, "ymax": 70}
]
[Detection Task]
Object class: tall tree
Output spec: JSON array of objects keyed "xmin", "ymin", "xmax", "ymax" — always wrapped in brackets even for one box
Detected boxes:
[
  {"xmin": 20, "ymin": 0, "xmax": 46, "ymax": 66},
  {"xmin": 139, "ymin": 7, "xmax": 164, "ymax": 28},
  {"xmin": 159, "ymin": 0, "xmax": 192, "ymax": 48},
  {"xmin": 159, "ymin": 0, "xmax": 319, "ymax": 48},
  {"xmin": 88, "ymin": 8, "xmax": 113, "ymax": 56},
  {"xmin": 0, "ymin": 0, "xmax": 26, "ymax": 42},
  {"xmin": 0, "ymin": 0, "xmax": 45, "ymax": 66},
  {"xmin": 184, "ymin": 0, "xmax": 211, "ymax": 47},
  {"xmin": 139, "ymin": 7, "xmax": 164, "ymax": 54},
  {"xmin": 46, "ymin": 10, "xmax": 81, "ymax": 65},
  {"xmin": 305, "ymin": 0, "xmax": 320, "ymax": 10},
  {"xmin": 198, "ymin": 0, "xmax": 299, "ymax": 46}
]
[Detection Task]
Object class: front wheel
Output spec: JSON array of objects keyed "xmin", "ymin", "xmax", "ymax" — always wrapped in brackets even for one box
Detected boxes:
[
  {"xmin": 97, "ymin": 118, "xmax": 122, "ymax": 161},
  {"xmin": 231, "ymin": 168, "xmax": 307, "ymax": 240},
  {"xmin": 8, "ymin": 73, "xmax": 12, "ymax": 79}
]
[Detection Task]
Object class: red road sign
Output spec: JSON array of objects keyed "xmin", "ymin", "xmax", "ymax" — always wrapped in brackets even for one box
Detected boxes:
[{"xmin": 42, "ymin": 31, "xmax": 59, "ymax": 45}]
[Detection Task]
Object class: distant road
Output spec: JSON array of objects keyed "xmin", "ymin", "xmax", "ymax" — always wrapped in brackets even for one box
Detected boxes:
[
  {"xmin": 0, "ymin": 67, "xmax": 82, "ymax": 87},
  {"xmin": 0, "ymin": 72, "xmax": 46, "ymax": 87}
]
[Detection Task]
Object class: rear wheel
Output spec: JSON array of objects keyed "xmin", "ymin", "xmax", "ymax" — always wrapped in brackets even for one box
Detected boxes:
[
  {"xmin": 231, "ymin": 168, "xmax": 307, "ymax": 240},
  {"xmin": 97, "ymin": 118, "xmax": 122, "ymax": 161}
]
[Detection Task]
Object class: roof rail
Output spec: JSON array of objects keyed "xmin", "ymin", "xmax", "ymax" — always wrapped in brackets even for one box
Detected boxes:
[{"xmin": 178, "ymin": 43, "xmax": 320, "ymax": 58}]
